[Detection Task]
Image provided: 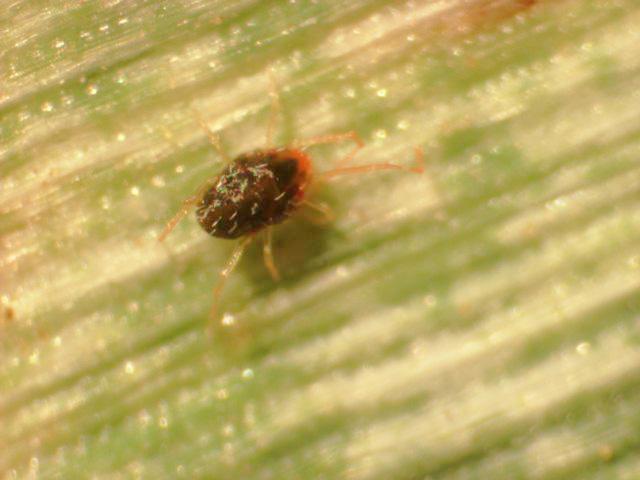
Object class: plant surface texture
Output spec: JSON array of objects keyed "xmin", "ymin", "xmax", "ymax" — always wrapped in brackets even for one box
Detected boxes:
[{"xmin": 2, "ymin": 1, "xmax": 640, "ymax": 479}]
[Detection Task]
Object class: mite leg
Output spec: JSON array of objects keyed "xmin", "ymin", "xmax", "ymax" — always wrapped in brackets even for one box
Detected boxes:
[
  {"xmin": 262, "ymin": 227, "xmax": 280, "ymax": 281},
  {"xmin": 265, "ymin": 69, "xmax": 281, "ymax": 149},
  {"xmin": 292, "ymin": 131, "xmax": 365, "ymax": 167},
  {"xmin": 208, "ymin": 235, "xmax": 253, "ymax": 329},
  {"xmin": 158, "ymin": 178, "xmax": 216, "ymax": 242},
  {"xmin": 166, "ymin": 69, "xmax": 231, "ymax": 163},
  {"xmin": 321, "ymin": 146, "xmax": 425, "ymax": 180},
  {"xmin": 192, "ymin": 109, "xmax": 232, "ymax": 163},
  {"xmin": 302, "ymin": 200, "xmax": 335, "ymax": 224}
]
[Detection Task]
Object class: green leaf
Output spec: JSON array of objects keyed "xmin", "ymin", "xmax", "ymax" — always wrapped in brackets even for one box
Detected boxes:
[{"xmin": 2, "ymin": 1, "xmax": 640, "ymax": 478}]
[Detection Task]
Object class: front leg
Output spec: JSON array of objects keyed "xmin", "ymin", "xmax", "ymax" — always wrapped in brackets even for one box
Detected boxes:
[{"xmin": 158, "ymin": 178, "xmax": 217, "ymax": 242}]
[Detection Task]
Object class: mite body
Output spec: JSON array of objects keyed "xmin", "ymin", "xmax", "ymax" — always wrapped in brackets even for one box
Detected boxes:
[
  {"xmin": 159, "ymin": 76, "xmax": 424, "ymax": 328},
  {"xmin": 196, "ymin": 149, "xmax": 311, "ymax": 239}
]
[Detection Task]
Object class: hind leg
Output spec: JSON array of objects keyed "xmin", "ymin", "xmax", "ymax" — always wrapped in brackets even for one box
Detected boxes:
[{"xmin": 321, "ymin": 146, "xmax": 425, "ymax": 179}]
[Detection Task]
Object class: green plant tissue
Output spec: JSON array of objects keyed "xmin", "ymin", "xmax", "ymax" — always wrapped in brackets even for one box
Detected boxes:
[{"xmin": 2, "ymin": 0, "xmax": 640, "ymax": 478}]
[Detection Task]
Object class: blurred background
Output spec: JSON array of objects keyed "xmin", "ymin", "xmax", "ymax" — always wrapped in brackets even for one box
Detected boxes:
[{"xmin": 2, "ymin": 0, "xmax": 640, "ymax": 478}]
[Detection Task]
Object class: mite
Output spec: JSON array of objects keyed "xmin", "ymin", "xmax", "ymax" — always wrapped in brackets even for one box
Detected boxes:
[{"xmin": 159, "ymin": 77, "xmax": 424, "ymax": 324}]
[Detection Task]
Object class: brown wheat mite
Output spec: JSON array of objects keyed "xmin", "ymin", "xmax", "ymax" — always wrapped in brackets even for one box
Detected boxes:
[{"xmin": 158, "ymin": 78, "xmax": 424, "ymax": 325}]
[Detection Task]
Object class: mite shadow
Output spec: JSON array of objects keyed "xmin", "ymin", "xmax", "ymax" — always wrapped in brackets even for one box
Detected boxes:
[
  {"xmin": 240, "ymin": 188, "xmax": 338, "ymax": 288},
  {"xmin": 196, "ymin": 189, "xmax": 339, "ymax": 358}
]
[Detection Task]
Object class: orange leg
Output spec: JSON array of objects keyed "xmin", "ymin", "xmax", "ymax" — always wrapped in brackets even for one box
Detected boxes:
[
  {"xmin": 292, "ymin": 131, "xmax": 365, "ymax": 167},
  {"xmin": 158, "ymin": 178, "xmax": 217, "ymax": 242},
  {"xmin": 167, "ymin": 68, "xmax": 231, "ymax": 163},
  {"xmin": 321, "ymin": 146, "xmax": 425, "ymax": 180},
  {"xmin": 192, "ymin": 109, "xmax": 231, "ymax": 163},
  {"xmin": 262, "ymin": 227, "xmax": 280, "ymax": 281},
  {"xmin": 208, "ymin": 235, "xmax": 253, "ymax": 331},
  {"xmin": 302, "ymin": 200, "xmax": 335, "ymax": 224}
]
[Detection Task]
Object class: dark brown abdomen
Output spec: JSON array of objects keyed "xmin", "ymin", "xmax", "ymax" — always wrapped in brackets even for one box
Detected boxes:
[{"xmin": 195, "ymin": 149, "xmax": 311, "ymax": 239}]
